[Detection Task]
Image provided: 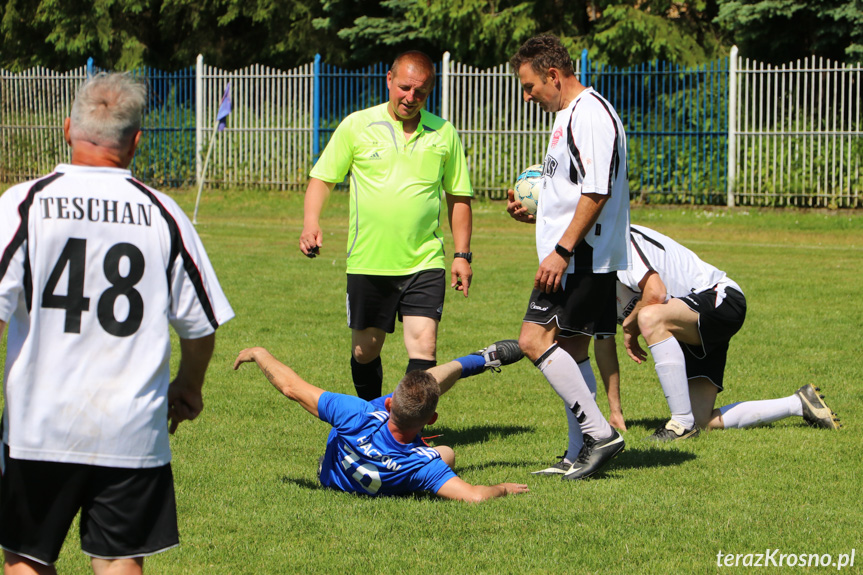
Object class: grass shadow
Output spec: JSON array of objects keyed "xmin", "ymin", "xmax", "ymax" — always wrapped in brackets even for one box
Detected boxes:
[
  {"xmin": 625, "ymin": 417, "xmax": 668, "ymax": 431},
  {"xmin": 423, "ymin": 424, "xmax": 534, "ymax": 446},
  {"xmin": 609, "ymin": 446, "xmax": 697, "ymax": 473},
  {"xmin": 455, "ymin": 459, "xmax": 538, "ymax": 473},
  {"xmin": 278, "ymin": 476, "xmax": 324, "ymax": 490}
]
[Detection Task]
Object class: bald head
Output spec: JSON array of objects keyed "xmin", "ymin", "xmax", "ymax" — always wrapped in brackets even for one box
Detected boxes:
[
  {"xmin": 386, "ymin": 51, "xmax": 436, "ymax": 124},
  {"xmin": 391, "ymin": 51, "xmax": 436, "ymax": 88}
]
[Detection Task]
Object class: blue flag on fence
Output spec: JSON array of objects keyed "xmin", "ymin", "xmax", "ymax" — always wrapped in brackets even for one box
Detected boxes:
[{"xmin": 217, "ymin": 82, "xmax": 232, "ymax": 132}]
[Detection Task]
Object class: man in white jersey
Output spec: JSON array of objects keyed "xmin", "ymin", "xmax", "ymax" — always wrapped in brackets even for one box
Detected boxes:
[
  {"xmin": 506, "ymin": 35, "xmax": 630, "ymax": 481},
  {"xmin": 614, "ymin": 224, "xmax": 840, "ymax": 440},
  {"xmin": 0, "ymin": 73, "xmax": 234, "ymax": 574}
]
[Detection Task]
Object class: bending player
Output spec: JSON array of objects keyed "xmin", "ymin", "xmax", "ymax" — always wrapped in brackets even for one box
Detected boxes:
[
  {"xmin": 234, "ymin": 341, "xmax": 529, "ymax": 502},
  {"xmin": 612, "ymin": 224, "xmax": 840, "ymax": 440}
]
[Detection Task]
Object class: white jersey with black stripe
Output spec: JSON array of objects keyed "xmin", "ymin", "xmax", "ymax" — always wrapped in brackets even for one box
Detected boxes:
[
  {"xmin": 0, "ymin": 164, "xmax": 234, "ymax": 468},
  {"xmin": 536, "ymin": 87, "xmax": 630, "ymax": 273},
  {"xmin": 618, "ymin": 224, "xmax": 741, "ymax": 298}
]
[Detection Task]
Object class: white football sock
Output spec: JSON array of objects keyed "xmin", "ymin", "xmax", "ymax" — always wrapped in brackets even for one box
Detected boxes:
[
  {"xmin": 564, "ymin": 358, "xmax": 599, "ymax": 460},
  {"xmin": 538, "ymin": 346, "xmax": 612, "ymax": 441},
  {"xmin": 649, "ymin": 337, "xmax": 695, "ymax": 429},
  {"xmin": 719, "ymin": 395, "xmax": 803, "ymax": 429}
]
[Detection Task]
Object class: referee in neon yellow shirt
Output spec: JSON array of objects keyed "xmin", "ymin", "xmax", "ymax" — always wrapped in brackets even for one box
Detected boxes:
[{"xmin": 300, "ymin": 51, "xmax": 474, "ymax": 400}]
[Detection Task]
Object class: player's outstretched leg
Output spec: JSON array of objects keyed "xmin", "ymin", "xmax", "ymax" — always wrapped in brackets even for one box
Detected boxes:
[
  {"xmin": 471, "ymin": 339, "xmax": 524, "ymax": 373},
  {"xmin": 434, "ymin": 341, "xmax": 523, "ymax": 395},
  {"xmin": 795, "ymin": 384, "xmax": 841, "ymax": 430}
]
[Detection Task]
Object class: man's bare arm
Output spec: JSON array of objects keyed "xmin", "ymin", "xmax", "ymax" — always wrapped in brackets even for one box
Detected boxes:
[
  {"xmin": 446, "ymin": 194, "xmax": 473, "ymax": 297},
  {"xmin": 234, "ymin": 347, "xmax": 325, "ymax": 417},
  {"xmin": 299, "ymin": 178, "xmax": 336, "ymax": 257},
  {"xmin": 621, "ymin": 272, "xmax": 667, "ymax": 363},
  {"xmin": 168, "ymin": 333, "xmax": 215, "ymax": 434},
  {"xmin": 535, "ymin": 192, "xmax": 608, "ymax": 293},
  {"xmin": 435, "ymin": 476, "xmax": 529, "ymax": 503}
]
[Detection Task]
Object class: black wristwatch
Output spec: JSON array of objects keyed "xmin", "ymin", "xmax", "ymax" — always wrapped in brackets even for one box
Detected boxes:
[
  {"xmin": 555, "ymin": 243, "xmax": 574, "ymax": 258},
  {"xmin": 454, "ymin": 252, "xmax": 473, "ymax": 264}
]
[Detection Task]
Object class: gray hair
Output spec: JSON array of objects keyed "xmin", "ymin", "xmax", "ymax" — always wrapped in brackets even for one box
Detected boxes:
[
  {"xmin": 69, "ymin": 72, "xmax": 147, "ymax": 148},
  {"xmin": 510, "ymin": 35, "xmax": 575, "ymax": 79}
]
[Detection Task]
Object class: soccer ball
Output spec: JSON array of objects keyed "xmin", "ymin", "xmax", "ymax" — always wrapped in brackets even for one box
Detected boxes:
[
  {"xmin": 616, "ymin": 282, "xmax": 641, "ymax": 325},
  {"xmin": 513, "ymin": 164, "xmax": 543, "ymax": 216}
]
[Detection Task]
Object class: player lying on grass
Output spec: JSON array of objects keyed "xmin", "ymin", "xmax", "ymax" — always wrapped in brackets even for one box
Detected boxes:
[
  {"xmin": 608, "ymin": 224, "xmax": 841, "ymax": 441},
  {"xmin": 234, "ymin": 341, "xmax": 529, "ymax": 502}
]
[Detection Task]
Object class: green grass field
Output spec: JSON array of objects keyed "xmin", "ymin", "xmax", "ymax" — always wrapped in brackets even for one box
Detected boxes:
[{"xmin": 2, "ymin": 188, "xmax": 862, "ymax": 574}]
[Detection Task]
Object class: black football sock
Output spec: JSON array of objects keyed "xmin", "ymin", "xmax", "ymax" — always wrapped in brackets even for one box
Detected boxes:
[
  {"xmin": 351, "ymin": 356, "xmax": 383, "ymax": 400},
  {"xmin": 406, "ymin": 358, "xmax": 436, "ymax": 374}
]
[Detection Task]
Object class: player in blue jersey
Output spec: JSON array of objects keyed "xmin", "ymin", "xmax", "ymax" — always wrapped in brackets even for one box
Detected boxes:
[{"xmin": 234, "ymin": 341, "xmax": 529, "ymax": 502}]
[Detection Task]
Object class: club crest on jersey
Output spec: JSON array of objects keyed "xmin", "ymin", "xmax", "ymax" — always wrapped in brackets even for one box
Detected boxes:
[
  {"xmin": 551, "ymin": 126, "xmax": 564, "ymax": 149},
  {"xmin": 543, "ymin": 156, "xmax": 558, "ymax": 178}
]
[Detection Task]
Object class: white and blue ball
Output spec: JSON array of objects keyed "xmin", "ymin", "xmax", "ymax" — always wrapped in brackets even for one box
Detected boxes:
[{"xmin": 514, "ymin": 164, "xmax": 543, "ymax": 216}]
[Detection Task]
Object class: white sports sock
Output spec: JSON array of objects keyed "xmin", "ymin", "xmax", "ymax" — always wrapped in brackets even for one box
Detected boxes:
[
  {"xmin": 720, "ymin": 395, "xmax": 803, "ymax": 429},
  {"xmin": 538, "ymin": 346, "xmax": 612, "ymax": 441},
  {"xmin": 578, "ymin": 357, "xmax": 599, "ymax": 399},
  {"xmin": 649, "ymin": 337, "xmax": 695, "ymax": 429},
  {"xmin": 564, "ymin": 358, "xmax": 599, "ymax": 460}
]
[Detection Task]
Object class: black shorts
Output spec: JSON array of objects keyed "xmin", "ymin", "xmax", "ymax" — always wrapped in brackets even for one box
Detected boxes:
[
  {"xmin": 0, "ymin": 448, "xmax": 179, "ymax": 566},
  {"xmin": 678, "ymin": 286, "xmax": 747, "ymax": 391},
  {"xmin": 346, "ymin": 269, "xmax": 446, "ymax": 333},
  {"xmin": 523, "ymin": 271, "xmax": 617, "ymax": 338}
]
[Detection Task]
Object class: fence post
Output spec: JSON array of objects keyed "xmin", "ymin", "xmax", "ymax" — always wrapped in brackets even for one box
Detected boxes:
[
  {"xmin": 580, "ymin": 49, "xmax": 589, "ymax": 86},
  {"xmin": 441, "ymin": 51, "xmax": 451, "ymax": 121},
  {"xmin": 313, "ymin": 54, "xmax": 321, "ymax": 161},
  {"xmin": 195, "ymin": 54, "xmax": 204, "ymax": 190},
  {"xmin": 727, "ymin": 46, "xmax": 738, "ymax": 207},
  {"xmin": 87, "ymin": 57, "xmax": 94, "ymax": 78}
]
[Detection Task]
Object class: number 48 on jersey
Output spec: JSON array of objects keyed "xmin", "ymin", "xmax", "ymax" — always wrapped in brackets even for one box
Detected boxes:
[{"xmin": 42, "ymin": 237, "xmax": 145, "ymax": 337}]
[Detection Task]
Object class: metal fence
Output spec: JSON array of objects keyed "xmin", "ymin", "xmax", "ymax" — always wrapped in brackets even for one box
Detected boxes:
[
  {"xmin": 729, "ymin": 48, "xmax": 862, "ymax": 207},
  {"xmin": 446, "ymin": 56, "xmax": 558, "ymax": 199},
  {"xmin": 1, "ymin": 50, "xmax": 861, "ymax": 206},
  {"xmin": 196, "ymin": 59, "xmax": 314, "ymax": 189},
  {"xmin": 132, "ymin": 65, "xmax": 196, "ymax": 187},
  {"xmin": 590, "ymin": 58, "xmax": 730, "ymax": 204},
  {"xmin": 0, "ymin": 66, "xmax": 83, "ymax": 181}
]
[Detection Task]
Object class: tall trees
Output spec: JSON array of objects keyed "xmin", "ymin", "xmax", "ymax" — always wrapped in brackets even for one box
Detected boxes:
[
  {"xmin": 715, "ymin": 0, "xmax": 863, "ymax": 64},
  {"xmin": 1, "ymin": 0, "xmax": 860, "ymax": 71},
  {"xmin": 590, "ymin": 1, "xmax": 724, "ymax": 67},
  {"xmin": 320, "ymin": 0, "xmax": 725, "ymax": 69},
  {"xmin": 0, "ymin": 0, "xmax": 329, "ymax": 71}
]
